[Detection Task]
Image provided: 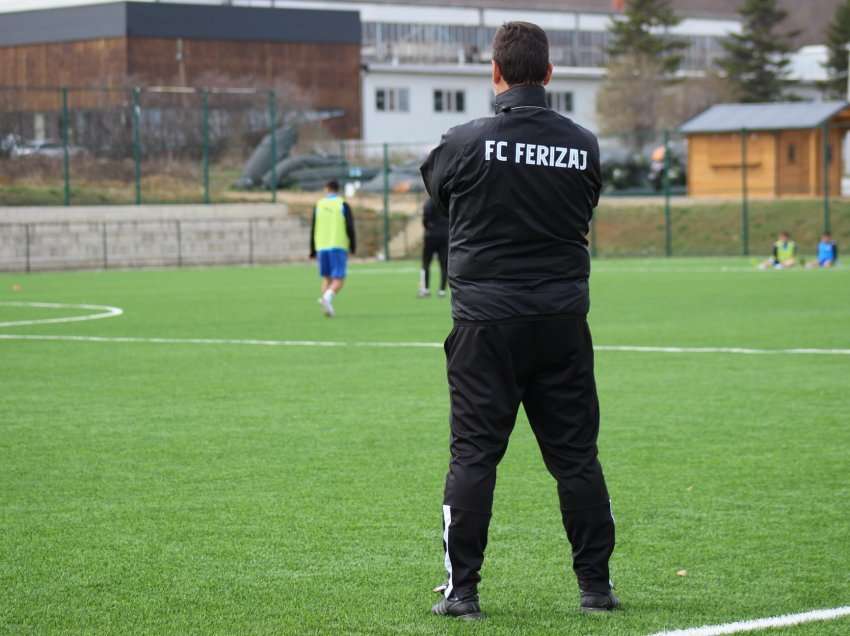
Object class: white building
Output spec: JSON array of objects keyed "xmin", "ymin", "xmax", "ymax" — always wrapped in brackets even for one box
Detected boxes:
[
  {"xmin": 5, "ymin": 0, "xmax": 795, "ymax": 146},
  {"xmin": 363, "ymin": 63, "xmax": 603, "ymax": 145},
  {"xmin": 265, "ymin": 0, "xmax": 742, "ymax": 143}
]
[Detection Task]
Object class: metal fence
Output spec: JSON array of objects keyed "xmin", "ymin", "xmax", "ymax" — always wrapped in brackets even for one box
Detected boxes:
[
  {"xmin": 1, "ymin": 85, "xmax": 847, "ymax": 264},
  {"xmin": 592, "ymin": 127, "xmax": 848, "ymax": 260}
]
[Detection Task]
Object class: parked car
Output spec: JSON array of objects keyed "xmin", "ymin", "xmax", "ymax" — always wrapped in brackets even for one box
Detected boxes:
[{"xmin": 10, "ymin": 139, "xmax": 85, "ymax": 159}]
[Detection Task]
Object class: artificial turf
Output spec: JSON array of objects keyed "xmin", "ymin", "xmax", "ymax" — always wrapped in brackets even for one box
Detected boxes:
[{"xmin": 1, "ymin": 258, "xmax": 848, "ymax": 635}]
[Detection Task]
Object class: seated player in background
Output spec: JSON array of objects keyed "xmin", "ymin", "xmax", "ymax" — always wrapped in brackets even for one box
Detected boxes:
[
  {"xmin": 759, "ymin": 231, "xmax": 796, "ymax": 269},
  {"xmin": 418, "ymin": 199, "xmax": 449, "ymax": 298},
  {"xmin": 806, "ymin": 232, "xmax": 838, "ymax": 268}
]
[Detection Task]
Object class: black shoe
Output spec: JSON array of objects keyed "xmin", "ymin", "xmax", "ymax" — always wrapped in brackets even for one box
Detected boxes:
[
  {"xmin": 580, "ymin": 589, "xmax": 620, "ymax": 613},
  {"xmin": 431, "ymin": 595, "xmax": 483, "ymax": 620}
]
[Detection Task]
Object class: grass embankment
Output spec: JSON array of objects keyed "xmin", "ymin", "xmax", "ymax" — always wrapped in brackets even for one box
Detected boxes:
[
  {"xmin": 595, "ymin": 198, "xmax": 849, "ymax": 258},
  {"xmin": 3, "ymin": 159, "xmax": 847, "ymax": 260}
]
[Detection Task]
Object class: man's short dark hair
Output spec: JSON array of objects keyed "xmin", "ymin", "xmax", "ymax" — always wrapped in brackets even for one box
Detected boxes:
[
  {"xmin": 326, "ymin": 180, "xmax": 340, "ymax": 192},
  {"xmin": 492, "ymin": 22, "xmax": 550, "ymax": 86}
]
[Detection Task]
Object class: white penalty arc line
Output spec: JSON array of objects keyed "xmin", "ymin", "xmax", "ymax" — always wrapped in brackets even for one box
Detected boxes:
[
  {"xmin": 0, "ymin": 333, "xmax": 849, "ymax": 356},
  {"xmin": 648, "ymin": 605, "xmax": 850, "ymax": 636},
  {"xmin": 0, "ymin": 301, "xmax": 123, "ymax": 328}
]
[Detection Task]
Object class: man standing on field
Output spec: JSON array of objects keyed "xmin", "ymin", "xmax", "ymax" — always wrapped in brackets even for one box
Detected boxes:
[
  {"xmin": 310, "ymin": 180, "xmax": 356, "ymax": 317},
  {"xmin": 421, "ymin": 22, "xmax": 617, "ymax": 620}
]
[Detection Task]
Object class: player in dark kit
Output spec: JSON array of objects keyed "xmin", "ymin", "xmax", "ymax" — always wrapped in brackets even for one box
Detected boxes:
[
  {"xmin": 418, "ymin": 199, "xmax": 449, "ymax": 298},
  {"xmin": 421, "ymin": 22, "xmax": 617, "ymax": 620}
]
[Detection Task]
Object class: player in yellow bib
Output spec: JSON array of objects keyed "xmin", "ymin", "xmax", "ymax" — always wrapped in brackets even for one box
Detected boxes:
[
  {"xmin": 759, "ymin": 231, "xmax": 797, "ymax": 269},
  {"xmin": 310, "ymin": 180, "xmax": 356, "ymax": 317}
]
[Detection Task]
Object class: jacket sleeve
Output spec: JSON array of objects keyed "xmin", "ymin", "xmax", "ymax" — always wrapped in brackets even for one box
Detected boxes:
[
  {"xmin": 590, "ymin": 136, "xmax": 603, "ymax": 209},
  {"xmin": 420, "ymin": 133, "xmax": 457, "ymax": 217},
  {"xmin": 309, "ymin": 206, "xmax": 316, "ymax": 257},
  {"xmin": 343, "ymin": 202, "xmax": 356, "ymax": 255}
]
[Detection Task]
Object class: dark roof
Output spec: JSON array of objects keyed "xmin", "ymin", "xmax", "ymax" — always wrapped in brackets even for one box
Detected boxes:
[
  {"xmin": 680, "ymin": 102, "xmax": 850, "ymax": 133},
  {"xmin": 0, "ymin": 2, "xmax": 361, "ymax": 47}
]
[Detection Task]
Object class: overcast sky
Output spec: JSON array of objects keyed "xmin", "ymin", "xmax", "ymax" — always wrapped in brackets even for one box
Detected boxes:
[
  {"xmin": 0, "ymin": 0, "xmax": 126, "ymax": 11},
  {"xmin": 0, "ymin": 0, "xmax": 235, "ymax": 12}
]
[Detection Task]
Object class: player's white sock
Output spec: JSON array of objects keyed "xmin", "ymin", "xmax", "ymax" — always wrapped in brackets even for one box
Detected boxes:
[{"xmin": 320, "ymin": 289, "xmax": 336, "ymax": 317}]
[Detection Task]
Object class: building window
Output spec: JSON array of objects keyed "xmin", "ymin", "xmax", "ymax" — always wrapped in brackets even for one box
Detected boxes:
[
  {"xmin": 375, "ymin": 88, "xmax": 409, "ymax": 113},
  {"xmin": 787, "ymin": 143, "xmax": 796, "ymax": 164},
  {"xmin": 546, "ymin": 91, "xmax": 574, "ymax": 113},
  {"xmin": 434, "ymin": 89, "xmax": 465, "ymax": 113}
]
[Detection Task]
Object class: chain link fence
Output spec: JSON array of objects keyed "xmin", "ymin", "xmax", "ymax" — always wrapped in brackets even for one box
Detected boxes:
[
  {"xmin": 593, "ymin": 127, "xmax": 849, "ymax": 261},
  {"xmin": 1, "ymin": 85, "xmax": 848, "ymax": 266}
]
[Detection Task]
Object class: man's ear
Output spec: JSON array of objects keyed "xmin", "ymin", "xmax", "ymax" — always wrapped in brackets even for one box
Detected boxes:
[
  {"xmin": 492, "ymin": 60, "xmax": 502, "ymax": 86},
  {"xmin": 542, "ymin": 63, "xmax": 553, "ymax": 86}
]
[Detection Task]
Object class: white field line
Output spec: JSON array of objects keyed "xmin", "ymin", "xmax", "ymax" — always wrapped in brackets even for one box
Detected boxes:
[
  {"xmin": 0, "ymin": 302, "xmax": 123, "ymax": 328},
  {"xmin": 1, "ymin": 333, "xmax": 849, "ymax": 356},
  {"xmin": 648, "ymin": 605, "xmax": 850, "ymax": 636},
  {"xmin": 595, "ymin": 345, "xmax": 850, "ymax": 356},
  {"xmin": 354, "ymin": 266, "xmax": 848, "ymax": 275}
]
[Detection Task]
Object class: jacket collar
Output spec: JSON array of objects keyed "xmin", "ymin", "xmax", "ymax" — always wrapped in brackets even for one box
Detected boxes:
[{"xmin": 493, "ymin": 84, "xmax": 547, "ymax": 113}]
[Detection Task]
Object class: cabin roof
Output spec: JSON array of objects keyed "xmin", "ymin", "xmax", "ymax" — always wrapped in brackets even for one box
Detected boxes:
[{"xmin": 680, "ymin": 101, "xmax": 850, "ymax": 134}]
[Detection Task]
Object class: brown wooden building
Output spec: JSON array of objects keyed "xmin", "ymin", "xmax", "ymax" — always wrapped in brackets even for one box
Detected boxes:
[
  {"xmin": 681, "ymin": 102, "xmax": 850, "ymax": 198},
  {"xmin": 0, "ymin": 1, "xmax": 362, "ymax": 139}
]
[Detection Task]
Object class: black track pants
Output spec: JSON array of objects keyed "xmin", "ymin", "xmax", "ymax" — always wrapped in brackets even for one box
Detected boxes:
[
  {"xmin": 421, "ymin": 235, "xmax": 448, "ymax": 291},
  {"xmin": 440, "ymin": 316, "xmax": 614, "ymax": 598}
]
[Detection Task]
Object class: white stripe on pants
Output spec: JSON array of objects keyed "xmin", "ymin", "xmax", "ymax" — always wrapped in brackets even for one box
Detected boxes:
[{"xmin": 442, "ymin": 504, "xmax": 454, "ymax": 598}]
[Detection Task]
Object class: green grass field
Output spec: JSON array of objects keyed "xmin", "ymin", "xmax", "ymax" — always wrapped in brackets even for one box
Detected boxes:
[{"xmin": 1, "ymin": 258, "xmax": 848, "ymax": 635}]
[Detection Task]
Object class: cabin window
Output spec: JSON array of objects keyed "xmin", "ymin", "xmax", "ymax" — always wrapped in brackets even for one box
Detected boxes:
[{"xmin": 787, "ymin": 143, "xmax": 796, "ymax": 164}]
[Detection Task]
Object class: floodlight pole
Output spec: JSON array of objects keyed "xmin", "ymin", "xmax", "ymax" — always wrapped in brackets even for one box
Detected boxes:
[
  {"xmin": 663, "ymin": 129, "xmax": 672, "ymax": 257},
  {"xmin": 382, "ymin": 142, "xmax": 390, "ymax": 260},
  {"xmin": 131, "ymin": 87, "xmax": 142, "ymax": 205},
  {"xmin": 201, "ymin": 90, "xmax": 210, "ymax": 204},
  {"xmin": 268, "ymin": 90, "xmax": 277, "ymax": 204},
  {"xmin": 61, "ymin": 87, "xmax": 70, "ymax": 206},
  {"xmin": 740, "ymin": 128, "xmax": 749, "ymax": 257}
]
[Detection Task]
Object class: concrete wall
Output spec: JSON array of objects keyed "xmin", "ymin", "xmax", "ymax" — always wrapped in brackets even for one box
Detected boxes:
[{"xmin": 0, "ymin": 204, "xmax": 310, "ymax": 272}]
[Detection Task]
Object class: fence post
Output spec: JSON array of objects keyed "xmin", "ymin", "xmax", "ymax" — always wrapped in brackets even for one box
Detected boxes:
[
  {"xmin": 101, "ymin": 222, "xmax": 108, "ymax": 270},
  {"xmin": 822, "ymin": 121, "xmax": 831, "ymax": 234},
  {"xmin": 60, "ymin": 87, "xmax": 70, "ymax": 206},
  {"xmin": 590, "ymin": 217, "xmax": 598, "ymax": 258},
  {"xmin": 131, "ymin": 87, "xmax": 142, "ymax": 205},
  {"xmin": 176, "ymin": 220, "xmax": 183, "ymax": 267},
  {"xmin": 663, "ymin": 129, "xmax": 672, "ymax": 257},
  {"xmin": 201, "ymin": 90, "xmax": 210, "ymax": 204},
  {"xmin": 740, "ymin": 128, "xmax": 749, "ymax": 256},
  {"xmin": 382, "ymin": 142, "xmax": 390, "ymax": 260},
  {"xmin": 25, "ymin": 224, "xmax": 31, "ymax": 274},
  {"xmin": 268, "ymin": 90, "xmax": 277, "ymax": 204},
  {"xmin": 248, "ymin": 219, "xmax": 255, "ymax": 265}
]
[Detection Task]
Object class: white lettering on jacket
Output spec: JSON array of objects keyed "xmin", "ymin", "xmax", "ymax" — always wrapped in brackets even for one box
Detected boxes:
[{"xmin": 485, "ymin": 140, "xmax": 588, "ymax": 171}]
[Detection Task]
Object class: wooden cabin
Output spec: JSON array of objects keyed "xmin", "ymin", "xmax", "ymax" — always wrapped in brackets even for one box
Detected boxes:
[{"xmin": 680, "ymin": 102, "xmax": 850, "ymax": 198}]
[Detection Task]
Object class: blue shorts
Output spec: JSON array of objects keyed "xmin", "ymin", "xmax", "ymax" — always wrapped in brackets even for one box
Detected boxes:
[
  {"xmin": 317, "ymin": 248, "xmax": 347, "ymax": 279},
  {"xmin": 818, "ymin": 258, "xmax": 834, "ymax": 267}
]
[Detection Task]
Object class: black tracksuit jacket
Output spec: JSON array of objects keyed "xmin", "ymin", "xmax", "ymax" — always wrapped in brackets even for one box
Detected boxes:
[{"xmin": 420, "ymin": 84, "xmax": 602, "ymax": 322}]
